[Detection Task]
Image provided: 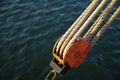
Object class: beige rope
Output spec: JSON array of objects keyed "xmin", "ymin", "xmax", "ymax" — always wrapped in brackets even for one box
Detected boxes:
[
  {"xmin": 59, "ymin": 0, "xmax": 101, "ymax": 56},
  {"xmin": 62, "ymin": 0, "xmax": 117, "ymax": 59},
  {"xmin": 91, "ymin": 7, "xmax": 120, "ymax": 47},
  {"xmin": 55, "ymin": 0, "xmax": 99, "ymax": 54},
  {"xmin": 83, "ymin": 0, "xmax": 117, "ymax": 40}
]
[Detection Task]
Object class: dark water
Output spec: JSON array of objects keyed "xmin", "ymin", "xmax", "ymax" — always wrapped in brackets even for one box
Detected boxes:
[{"xmin": 0, "ymin": 0, "xmax": 120, "ymax": 80}]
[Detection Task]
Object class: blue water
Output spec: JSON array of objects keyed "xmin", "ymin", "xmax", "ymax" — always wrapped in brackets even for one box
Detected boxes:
[{"xmin": 0, "ymin": 0, "xmax": 120, "ymax": 80}]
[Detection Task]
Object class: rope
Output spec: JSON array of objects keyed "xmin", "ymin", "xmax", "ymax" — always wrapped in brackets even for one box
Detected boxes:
[
  {"xmin": 59, "ymin": 0, "xmax": 101, "ymax": 57},
  {"xmin": 62, "ymin": 0, "xmax": 114, "ymax": 58},
  {"xmin": 55, "ymin": 0, "xmax": 99, "ymax": 55},
  {"xmin": 91, "ymin": 7, "xmax": 120, "ymax": 47},
  {"xmin": 83, "ymin": 0, "xmax": 117, "ymax": 40}
]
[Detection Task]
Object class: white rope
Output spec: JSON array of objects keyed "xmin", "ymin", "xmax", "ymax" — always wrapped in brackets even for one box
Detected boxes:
[
  {"xmin": 59, "ymin": 0, "xmax": 101, "ymax": 56},
  {"xmin": 55, "ymin": 0, "xmax": 99, "ymax": 54},
  {"xmin": 62, "ymin": 0, "xmax": 117, "ymax": 59},
  {"xmin": 85, "ymin": 0, "xmax": 117, "ymax": 41},
  {"xmin": 91, "ymin": 7, "xmax": 120, "ymax": 47},
  {"xmin": 84, "ymin": 0, "xmax": 117, "ymax": 40}
]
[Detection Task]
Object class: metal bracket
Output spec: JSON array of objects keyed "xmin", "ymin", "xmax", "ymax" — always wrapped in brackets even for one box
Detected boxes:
[{"xmin": 50, "ymin": 58, "xmax": 70, "ymax": 74}]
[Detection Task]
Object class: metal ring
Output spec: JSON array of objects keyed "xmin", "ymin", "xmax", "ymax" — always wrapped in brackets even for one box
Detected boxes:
[{"xmin": 45, "ymin": 69, "xmax": 57, "ymax": 80}]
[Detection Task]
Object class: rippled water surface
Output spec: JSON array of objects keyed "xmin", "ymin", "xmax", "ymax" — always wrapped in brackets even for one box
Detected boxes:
[{"xmin": 0, "ymin": 0, "xmax": 120, "ymax": 80}]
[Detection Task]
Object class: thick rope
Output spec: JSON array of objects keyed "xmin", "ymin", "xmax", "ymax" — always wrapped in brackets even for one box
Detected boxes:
[
  {"xmin": 62, "ymin": 0, "xmax": 117, "ymax": 59},
  {"xmin": 55, "ymin": 0, "xmax": 99, "ymax": 54},
  {"xmin": 91, "ymin": 7, "xmax": 120, "ymax": 47},
  {"xmin": 83, "ymin": 0, "xmax": 117, "ymax": 40},
  {"xmin": 85, "ymin": 0, "xmax": 117, "ymax": 41},
  {"xmin": 59, "ymin": 0, "xmax": 101, "ymax": 56}
]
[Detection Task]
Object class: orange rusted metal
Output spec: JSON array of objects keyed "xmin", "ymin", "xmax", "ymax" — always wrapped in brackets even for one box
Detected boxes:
[
  {"xmin": 64, "ymin": 38, "xmax": 90, "ymax": 69},
  {"xmin": 52, "ymin": 37, "xmax": 90, "ymax": 69},
  {"xmin": 53, "ymin": 54, "xmax": 64, "ymax": 65}
]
